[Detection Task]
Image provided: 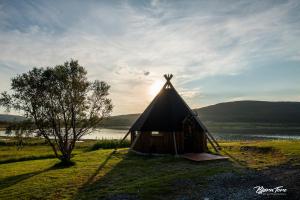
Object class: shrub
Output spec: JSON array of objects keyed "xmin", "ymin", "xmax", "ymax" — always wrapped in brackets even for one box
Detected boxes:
[{"xmin": 90, "ymin": 139, "xmax": 130, "ymax": 151}]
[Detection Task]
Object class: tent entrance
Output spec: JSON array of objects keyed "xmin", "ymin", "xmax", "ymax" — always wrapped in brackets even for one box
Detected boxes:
[{"xmin": 183, "ymin": 126, "xmax": 194, "ymax": 153}]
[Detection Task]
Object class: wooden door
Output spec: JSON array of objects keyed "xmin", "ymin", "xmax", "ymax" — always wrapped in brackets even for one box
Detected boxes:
[{"xmin": 184, "ymin": 125, "xmax": 194, "ymax": 153}]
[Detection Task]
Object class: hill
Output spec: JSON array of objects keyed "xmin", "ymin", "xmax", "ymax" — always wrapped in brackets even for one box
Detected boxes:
[
  {"xmin": 196, "ymin": 101, "xmax": 300, "ymax": 123},
  {"xmin": 0, "ymin": 114, "xmax": 25, "ymax": 129},
  {"xmin": 100, "ymin": 101, "xmax": 300, "ymax": 133},
  {"xmin": 0, "ymin": 114, "xmax": 25, "ymax": 122},
  {"xmin": 100, "ymin": 114, "xmax": 139, "ymax": 129}
]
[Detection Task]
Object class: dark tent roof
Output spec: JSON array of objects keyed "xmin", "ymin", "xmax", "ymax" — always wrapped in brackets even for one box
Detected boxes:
[{"xmin": 130, "ymin": 74, "xmax": 207, "ymax": 132}]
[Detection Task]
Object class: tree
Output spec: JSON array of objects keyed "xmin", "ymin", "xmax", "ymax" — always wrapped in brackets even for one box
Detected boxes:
[{"xmin": 0, "ymin": 60, "xmax": 113, "ymax": 164}]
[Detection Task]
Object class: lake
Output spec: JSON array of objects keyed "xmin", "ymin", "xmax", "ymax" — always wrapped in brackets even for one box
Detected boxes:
[{"xmin": 1, "ymin": 128, "xmax": 300, "ymax": 140}]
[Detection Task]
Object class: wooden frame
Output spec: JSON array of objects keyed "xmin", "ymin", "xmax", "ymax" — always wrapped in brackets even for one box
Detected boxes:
[{"xmin": 173, "ymin": 131, "xmax": 178, "ymax": 155}]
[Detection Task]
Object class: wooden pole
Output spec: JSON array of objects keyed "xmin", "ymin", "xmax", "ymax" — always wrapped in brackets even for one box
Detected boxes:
[
  {"xmin": 205, "ymin": 132, "xmax": 219, "ymax": 153},
  {"xmin": 114, "ymin": 130, "xmax": 130, "ymax": 151},
  {"xmin": 130, "ymin": 131, "xmax": 141, "ymax": 151},
  {"xmin": 173, "ymin": 131, "xmax": 178, "ymax": 156},
  {"xmin": 206, "ymin": 130, "xmax": 221, "ymax": 149}
]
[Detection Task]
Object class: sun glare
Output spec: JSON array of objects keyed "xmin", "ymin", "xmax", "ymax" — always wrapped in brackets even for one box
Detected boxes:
[{"xmin": 149, "ymin": 80, "xmax": 164, "ymax": 97}]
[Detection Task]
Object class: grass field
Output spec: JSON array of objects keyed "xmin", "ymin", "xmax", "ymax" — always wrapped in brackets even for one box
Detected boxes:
[{"xmin": 0, "ymin": 138, "xmax": 299, "ymax": 199}]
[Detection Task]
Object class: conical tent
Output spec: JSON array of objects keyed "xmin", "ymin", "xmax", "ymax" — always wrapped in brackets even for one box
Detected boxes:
[
  {"xmin": 119, "ymin": 74, "xmax": 220, "ymax": 155},
  {"xmin": 130, "ymin": 74, "xmax": 206, "ymax": 132}
]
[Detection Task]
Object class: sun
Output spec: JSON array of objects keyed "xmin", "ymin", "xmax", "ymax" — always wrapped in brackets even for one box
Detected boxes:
[{"xmin": 149, "ymin": 80, "xmax": 164, "ymax": 97}]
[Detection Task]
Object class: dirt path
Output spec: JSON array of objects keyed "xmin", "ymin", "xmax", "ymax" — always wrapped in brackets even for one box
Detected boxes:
[{"xmin": 199, "ymin": 163, "xmax": 299, "ymax": 200}]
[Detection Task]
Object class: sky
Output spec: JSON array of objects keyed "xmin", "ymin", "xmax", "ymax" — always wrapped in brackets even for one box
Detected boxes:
[{"xmin": 0, "ymin": 0, "xmax": 300, "ymax": 115}]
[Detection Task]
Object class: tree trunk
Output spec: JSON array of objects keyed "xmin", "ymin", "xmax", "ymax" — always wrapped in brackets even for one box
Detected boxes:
[
  {"xmin": 60, "ymin": 155, "xmax": 70, "ymax": 162},
  {"xmin": 59, "ymin": 152, "xmax": 72, "ymax": 165},
  {"xmin": 58, "ymin": 143, "xmax": 75, "ymax": 165}
]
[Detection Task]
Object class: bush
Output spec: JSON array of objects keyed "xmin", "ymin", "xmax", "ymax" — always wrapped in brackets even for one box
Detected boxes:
[{"xmin": 90, "ymin": 139, "xmax": 130, "ymax": 151}]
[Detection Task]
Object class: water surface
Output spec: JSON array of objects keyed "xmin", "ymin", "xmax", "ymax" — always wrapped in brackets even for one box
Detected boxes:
[{"xmin": 1, "ymin": 128, "xmax": 300, "ymax": 140}]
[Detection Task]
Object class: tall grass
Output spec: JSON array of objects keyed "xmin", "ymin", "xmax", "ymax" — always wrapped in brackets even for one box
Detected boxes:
[{"xmin": 89, "ymin": 139, "xmax": 130, "ymax": 151}]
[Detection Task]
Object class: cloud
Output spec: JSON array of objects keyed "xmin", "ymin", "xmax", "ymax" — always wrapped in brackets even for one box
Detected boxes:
[{"xmin": 0, "ymin": 0, "xmax": 300, "ymax": 114}]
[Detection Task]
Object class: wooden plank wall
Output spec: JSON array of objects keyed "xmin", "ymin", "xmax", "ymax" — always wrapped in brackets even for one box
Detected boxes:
[{"xmin": 131, "ymin": 131, "xmax": 184, "ymax": 154}]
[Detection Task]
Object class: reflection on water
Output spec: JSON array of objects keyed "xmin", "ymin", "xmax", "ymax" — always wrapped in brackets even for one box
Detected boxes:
[{"xmin": 1, "ymin": 128, "xmax": 300, "ymax": 140}]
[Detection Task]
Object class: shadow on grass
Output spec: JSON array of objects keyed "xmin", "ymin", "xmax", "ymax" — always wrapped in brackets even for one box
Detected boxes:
[
  {"xmin": 51, "ymin": 160, "xmax": 76, "ymax": 169},
  {"xmin": 208, "ymin": 146, "xmax": 247, "ymax": 167},
  {"xmin": 81, "ymin": 151, "xmax": 115, "ymax": 186},
  {"xmin": 0, "ymin": 155, "xmax": 56, "ymax": 164},
  {"xmin": 0, "ymin": 166, "xmax": 54, "ymax": 190},
  {"xmin": 73, "ymin": 151, "xmax": 153, "ymax": 200},
  {"xmin": 73, "ymin": 150, "xmax": 234, "ymax": 200},
  {"xmin": 0, "ymin": 153, "xmax": 79, "ymax": 164},
  {"xmin": 0, "ymin": 158, "xmax": 78, "ymax": 190},
  {"xmin": 221, "ymin": 150, "xmax": 247, "ymax": 167}
]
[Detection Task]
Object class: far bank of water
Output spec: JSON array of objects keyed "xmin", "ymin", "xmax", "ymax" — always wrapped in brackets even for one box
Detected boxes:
[{"xmin": 1, "ymin": 128, "xmax": 300, "ymax": 140}]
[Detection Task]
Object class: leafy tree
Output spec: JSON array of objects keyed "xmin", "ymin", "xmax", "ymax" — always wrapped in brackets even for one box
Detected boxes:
[{"xmin": 0, "ymin": 60, "xmax": 113, "ymax": 164}]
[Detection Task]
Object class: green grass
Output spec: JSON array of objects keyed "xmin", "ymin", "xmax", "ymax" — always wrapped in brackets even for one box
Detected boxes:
[
  {"xmin": 0, "ymin": 139, "xmax": 299, "ymax": 199},
  {"xmin": 217, "ymin": 140, "xmax": 300, "ymax": 169},
  {"xmin": 0, "ymin": 137, "xmax": 96, "ymax": 164},
  {"xmin": 0, "ymin": 145, "xmax": 55, "ymax": 164},
  {"xmin": 0, "ymin": 149, "xmax": 232, "ymax": 200}
]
